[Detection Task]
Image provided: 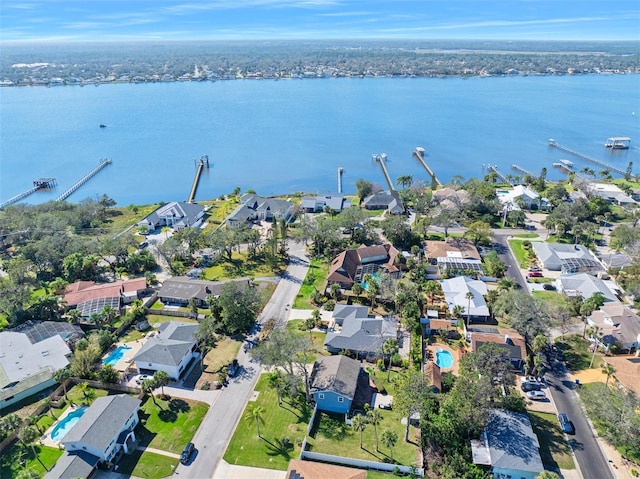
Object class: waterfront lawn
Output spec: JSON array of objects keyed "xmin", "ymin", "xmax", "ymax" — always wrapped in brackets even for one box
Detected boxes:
[
  {"xmin": 554, "ymin": 334, "xmax": 591, "ymax": 371},
  {"xmin": 137, "ymin": 396, "xmax": 208, "ymax": 454},
  {"xmin": 204, "ymin": 197, "xmax": 241, "ymax": 225},
  {"xmin": 110, "ymin": 204, "xmax": 160, "ymax": 231},
  {"xmin": 293, "ymin": 259, "xmax": 329, "ymax": 309},
  {"xmin": 0, "ymin": 444, "xmax": 63, "ymax": 479},
  {"xmin": 285, "ymin": 319, "xmax": 328, "ymax": 360},
  {"xmin": 307, "ymin": 409, "xmax": 419, "ymax": 467},
  {"xmin": 202, "ymin": 250, "xmax": 283, "ymax": 280},
  {"xmin": 528, "ymin": 411, "xmax": 575, "ymax": 470},
  {"xmin": 117, "ymin": 449, "xmax": 177, "ymax": 479},
  {"xmin": 224, "ymin": 375, "xmax": 311, "ymax": 470}
]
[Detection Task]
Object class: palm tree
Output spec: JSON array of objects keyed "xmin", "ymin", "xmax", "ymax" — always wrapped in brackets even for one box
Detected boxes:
[
  {"xmin": 352, "ymin": 283, "xmax": 364, "ymax": 298},
  {"xmin": 101, "ymin": 305, "xmax": 118, "ymax": 327},
  {"xmin": 20, "ymin": 426, "xmax": 48, "ymax": 471},
  {"xmin": 423, "ymin": 280, "xmax": 441, "ymax": 305},
  {"xmin": 351, "ymin": 414, "xmax": 367, "ymax": 449},
  {"xmin": 396, "ymin": 175, "xmax": 413, "ymax": 190},
  {"xmin": 367, "ymin": 408, "xmax": 382, "ymax": 451},
  {"xmin": 380, "ymin": 429, "xmax": 398, "ymax": 462},
  {"xmin": 161, "ymin": 226, "xmax": 171, "ymax": 238},
  {"xmin": 267, "ymin": 370, "xmax": 286, "ymax": 407},
  {"xmin": 601, "ymin": 362, "xmax": 616, "ymax": 388},
  {"xmin": 153, "ymin": 370, "xmax": 170, "ymax": 397},
  {"xmin": 383, "ymin": 339, "xmax": 399, "ymax": 381},
  {"xmin": 141, "ymin": 379, "xmax": 159, "ymax": 407},
  {"xmin": 76, "ymin": 381, "xmax": 89, "ymax": 399},
  {"xmin": 42, "ymin": 399, "xmax": 57, "ymax": 419},
  {"xmin": 465, "ymin": 291, "xmax": 474, "ymax": 328},
  {"xmin": 53, "ymin": 368, "xmax": 71, "ymax": 398},
  {"xmin": 244, "ymin": 404, "xmax": 265, "ymax": 438},
  {"xmin": 587, "ymin": 325, "xmax": 602, "ymax": 368},
  {"xmin": 65, "ymin": 308, "xmax": 82, "ymax": 325}
]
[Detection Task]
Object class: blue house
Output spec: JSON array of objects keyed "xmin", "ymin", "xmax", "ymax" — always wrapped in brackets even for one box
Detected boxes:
[{"xmin": 310, "ymin": 355, "xmax": 361, "ymax": 414}]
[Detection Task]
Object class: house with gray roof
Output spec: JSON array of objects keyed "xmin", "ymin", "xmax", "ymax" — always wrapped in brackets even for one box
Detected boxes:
[
  {"xmin": 158, "ymin": 277, "xmax": 251, "ymax": 308},
  {"xmin": 0, "ymin": 329, "xmax": 73, "ymax": 409},
  {"xmin": 46, "ymin": 395, "xmax": 141, "ymax": 479},
  {"xmin": 301, "ymin": 194, "xmax": 352, "ymax": 213},
  {"xmin": 555, "ymin": 273, "xmax": 619, "ymax": 303},
  {"xmin": 325, "ymin": 307, "xmax": 398, "ymax": 359},
  {"xmin": 441, "ymin": 276, "xmax": 489, "ymax": 322},
  {"xmin": 137, "ymin": 201, "xmax": 205, "ymax": 232},
  {"xmin": 471, "ymin": 409, "xmax": 543, "ymax": 479},
  {"xmin": 310, "ymin": 355, "xmax": 362, "ymax": 414},
  {"xmin": 226, "ymin": 193, "xmax": 294, "ymax": 229},
  {"xmin": 331, "ymin": 304, "xmax": 370, "ymax": 326},
  {"xmin": 588, "ymin": 304, "xmax": 640, "ymax": 352},
  {"xmin": 362, "ymin": 190, "xmax": 405, "ymax": 215},
  {"xmin": 531, "ymin": 242, "xmax": 603, "ymax": 274},
  {"xmin": 133, "ymin": 321, "xmax": 198, "ymax": 379}
]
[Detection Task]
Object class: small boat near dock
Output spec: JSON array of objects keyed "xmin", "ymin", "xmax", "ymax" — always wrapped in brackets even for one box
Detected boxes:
[
  {"xmin": 605, "ymin": 137, "xmax": 630, "ymax": 149},
  {"xmin": 99, "ymin": 124, "xmax": 107, "ymax": 128}
]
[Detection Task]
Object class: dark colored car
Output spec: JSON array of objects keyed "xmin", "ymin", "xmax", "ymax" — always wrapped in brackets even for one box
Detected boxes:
[
  {"xmin": 558, "ymin": 413, "xmax": 575, "ymax": 434},
  {"xmin": 228, "ymin": 359, "xmax": 239, "ymax": 377},
  {"xmin": 543, "ymin": 283, "xmax": 556, "ymax": 291},
  {"xmin": 180, "ymin": 442, "xmax": 194, "ymax": 464},
  {"xmin": 521, "ymin": 382, "xmax": 542, "ymax": 392}
]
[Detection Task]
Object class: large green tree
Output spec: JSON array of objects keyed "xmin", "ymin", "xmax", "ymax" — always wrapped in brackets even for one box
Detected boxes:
[{"xmin": 217, "ymin": 282, "xmax": 261, "ymax": 334}]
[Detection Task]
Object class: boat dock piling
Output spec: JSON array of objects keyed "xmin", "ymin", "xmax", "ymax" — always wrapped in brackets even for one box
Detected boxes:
[
  {"xmin": 372, "ymin": 153, "xmax": 395, "ymax": 192},
  {"xmin": 548, "ymin": 139, "xmax": 628, "ymax": 176},
  {"xmin": 0, "ymin": 178, "xmax": 57, "ymax": 209},
  {"xmin": 188, "ymin": 155, "xmax": 209, "ymax": 203},
  {"xmin": 511, "ymin": 164, "xmax": 533, "ymax": 177},
  {"xmin": 337, "ymin": 167, "xmax": 344, "ymax": 194},
  {"xmin": 56, "ymin": 158, "xmax": 112, "ymax": 202},
  {"xmin": 413, "ymin": 147, "xmax": 442, "ymax": 188}
]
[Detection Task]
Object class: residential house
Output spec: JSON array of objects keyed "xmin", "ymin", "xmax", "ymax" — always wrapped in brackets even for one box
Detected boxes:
[
  {"xmin": 598, "ymin": 252, "xmax": 634, "ymax": 270},
  {"xmin": 531, "ymin": 242, "xmax": 603, "ymax": 274},
  {"xmin": 588, "ymin": 304, "xmax": 640, "ymax": 352},
  {"xmin": 327, "ymin": 244, "xmax": 401, "ymax": 290},
  {"xmin": 432, "ymin": 187, "xmax": 470, "ymax": 210},
  {"xmin": 362, "ymin": 190, "xmax": 405, "ymax": 215},
  {"xmin": 441, "ymin": 276, "xmax": 490, "ymax": 322},
  {"xmin": 496, "ymin": 184, "xmax": 548, "ymax": 211},
  {"xmin": 584, "ymin": 183, "xmax": 636, "ymax": 206},
  {"xmin": 286, "ymin": 460, "xmax": 366, "ymax": 479},
  {"xmin": 468, "ymin": 328, "xmax": 527, "ymax": 371},
  {"xmin": 157, "ymin": 277, "xmax": 251, "ymax": 308},
  {"xmin": 226, "ymin": 193, "xmax": 293, "ymax": 228},
  {"xmin": 437, "ymin": 257, "xmax": 484, "ymax": 277},
  {"xmin": 331, "ymin": 304, "xmax": 370, "ymax": 326},
  {"xmin": 300, "ymin": 194, "xmax": 351, "ymax": 213},
  {"xmin": 471, "ymin": 409, "xmax": 544, "ymax": 479},
  {"xmin": 132, "ymin": 321, "xmax": 199, "ymax": 379},
  {"xmin": 423, "ymin": 238, "xmax": 480, "ymax": 265},
  {"xmin": 46, "ymin": 395, "xmax": 141, "ymax": 479},
  {"xmin": 310, "ymin": 355, "xmax": 361, "ymax": 414},
  {"xmin": 64, "ymin": 278, "xmax": 148, "ymax": 318},
  {"xmin": 0, "ymin": 325, "xmax": 76, "ymax": 409},
  {"xmin": 324, "ymin": 307, "xmax": 398, "ymax": 359},
  {"xmin": 555, "ymin": 273, "xmax": 619, "ymax": 303},
  {"xmin": 137, "ymin": 201, "xmax": 205, "ymax": 232},
  {"xmin": 423, "ymin": 362, "xmax": 443, "ymax": 393}
]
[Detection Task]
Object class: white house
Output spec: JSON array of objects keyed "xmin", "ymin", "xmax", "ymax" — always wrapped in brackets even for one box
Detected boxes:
[
  {"xmin": 132, "ymin": 321, "xmax": 199, "ymax": 379},
  {"xmin": 441, "ymin": 276, "xmax": 489, "ymax": 322},
  {"xmin": 532, "ymin": 242, "xmax": 603, "ymax": 274},
  {"xmin": 137, "ymin": 201, "xmax": 205, "ymax": 232},
  {"xmin": 496, "ymin": 185, "xmax": 548, "ymax": 211},
  {"xmin": 555, "ymin": 273, "xmax": 619, "ymax": 303}
]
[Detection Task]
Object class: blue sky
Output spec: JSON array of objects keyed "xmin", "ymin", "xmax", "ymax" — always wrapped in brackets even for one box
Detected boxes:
[{"xmin": 1, "ymin": 0, "xmax": 639, "ymax": 43}]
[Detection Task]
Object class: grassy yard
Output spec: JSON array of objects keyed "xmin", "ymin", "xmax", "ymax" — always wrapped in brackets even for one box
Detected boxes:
[
  {"xmin": 66, "ymin": 383, "xmax": 110, "ymax": 406},
  {"xmin": 109, "ymin": 204, "xmax": 160, "ymax": 231},
  {"xmin": 202, "ymin": 250, "xmax": 284, "ymax": 280},
  {"xmin": 285, "ymin": 319, "xmax": 329, "ymax": 361},
  {"xmin": 117, "ymin": 449, "xmax": 178, "ymax": 479},
  {"xmin": 0, "ymin": 444, "xmax": 64, "ymax": 479},
  {"xmin": 293, "ymin": 258, "xmax": 329, "ymax": 309},
  {"xmin": 532, "ymin": 290, "xmax": 568, "ymax": 308},
  {"xmin": 514, "ymin": 233, "xmax": 541, "ymax": 239},
  {"xmin": 307, "ymin": 409, "xmax": 419, "ymax": 467},
  {"xmin": 508, "ymin": 239, "xmax": 540, "ymax": 268},
  {"xmin": 198, "ymin": 336, "xmax": 243, "ymax": 387},
  {"xmin": 224, "ymin": 374, "xmax": 311, "ymax": 470},
  {"xmin": 137, "ymin": 396, "xmax": 209, "ymax": 454},
  {"xmin": 555, "ymin": 334, "xmax": 592, "ymax": 371},
  {"xmin": 145, "ymin": 314, "xmax": 198, "ymax": 327},
  {"xmin": 528, "ymin": 411, "xmax": 575, "ymax": 470}
]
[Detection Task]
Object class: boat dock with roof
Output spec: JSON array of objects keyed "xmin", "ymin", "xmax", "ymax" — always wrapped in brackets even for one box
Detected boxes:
[{"xmin": 605, "ymin": 137, "xmax": 631, "ymax": 149}]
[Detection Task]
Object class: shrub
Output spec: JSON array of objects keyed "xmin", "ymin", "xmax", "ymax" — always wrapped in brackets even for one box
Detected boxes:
[
  {"xmin": 324, "ymin": 300, "xmax": 336, "ymax": 311},
  {"xmin": 376, "ymin": 358, "xmax": 386, "ymax": 371}
]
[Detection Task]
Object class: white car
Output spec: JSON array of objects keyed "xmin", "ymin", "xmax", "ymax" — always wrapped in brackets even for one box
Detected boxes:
[
  {"xmin": 520, "ymin": 375, "xmax": 538, "ymax": 384},
  {"xmin": 135, "ymin": 374, "xmax": 151, "ymax": 385},
  {"xmin": 526, "ymin": 391, "xmax": 547, "ymax": 401}
]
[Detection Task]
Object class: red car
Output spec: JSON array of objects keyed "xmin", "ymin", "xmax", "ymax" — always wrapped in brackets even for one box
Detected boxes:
[{"xmin": 528, "ymin": 271, "xmax": 543, "ymax": 277}]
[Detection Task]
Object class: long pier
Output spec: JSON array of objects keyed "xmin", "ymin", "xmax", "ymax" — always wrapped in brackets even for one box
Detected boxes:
[
  {"xmin": 485, "ymin": 164, "xmax": 513, "ymax": 185},
  {"xmin": 337, "ymin": 167, "xmax": 344, "ymax": 194},
  {"xmin": 412, "ymin": 147, "xmax": 442, "ymax": 188},
  {"xmin": 511, "ymin": 164, "xmax": 533, "ymax": 177},
  {"xmin": 187, "ymin": 155, "xmax": 209, "ymax": 203},
  {"xmin": 0, "ymin": 178, "xmax": 57, "ymax": 209},
  {"xmin": 56, "ymin": 158, "xmax": 112, "ymax": 202},
  {"xmin": 372, "ymin": 153, "xmax": 395, "ymax": 191},
  {"xmin": 548, "ymin": 139, "xmax": 628, "ymax": 176}
]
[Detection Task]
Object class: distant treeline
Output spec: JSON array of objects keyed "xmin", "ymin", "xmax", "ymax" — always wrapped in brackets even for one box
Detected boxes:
[{"xmin": 1, "ymin": 39, "xmax": 639, "ymax": 86}]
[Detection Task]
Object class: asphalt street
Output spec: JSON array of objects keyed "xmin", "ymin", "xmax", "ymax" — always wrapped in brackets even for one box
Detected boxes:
[{"xmin": 174, "ymin": 240, "xmax": 310, "ymax": 479}]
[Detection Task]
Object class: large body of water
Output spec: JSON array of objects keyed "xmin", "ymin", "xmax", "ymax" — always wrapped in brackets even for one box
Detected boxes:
[{"xmin": 1, "ymin": 75, "xmax": 639, "ymax": 206}]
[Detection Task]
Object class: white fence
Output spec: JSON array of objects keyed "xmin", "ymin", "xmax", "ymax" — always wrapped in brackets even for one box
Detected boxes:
[{"xmin": 300, "ymin": 450, "xmax": 423, "ymax": 476}]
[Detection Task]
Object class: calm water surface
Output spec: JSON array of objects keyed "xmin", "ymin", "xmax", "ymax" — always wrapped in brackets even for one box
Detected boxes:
[{"xmin": 1, "ymin": 75, "xmax": 639, "ymax": 206}]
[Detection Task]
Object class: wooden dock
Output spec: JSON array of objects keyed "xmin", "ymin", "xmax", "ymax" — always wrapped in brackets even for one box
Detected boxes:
[
  {"xmin": 187, "ymin": 155, "xmax": 209, "ymax": 203},
  {"xmin": 337, "ymin": 167, "xmax": 344, "ymax": 194},
  {"xmin": 413, "ymin": 147, "xmax": 442, "ymax": 188},
  {"xmin": 0, "ymin": 178, "xmax": 57, "ymax": 209},
  {"xmin": 511, "ymin": 164, "xmax": 533, "ymax": 177},
  {"xmin": 548, "ymin": 139, "xmax": 628, "ymax": 176},
  {"xmin": 485, "ymin": 164, "xmax": 513, "ymax": 185},
  {"xmin": 372, "ymin": 153, "xmax": 395, "ymax": 191},
  {"xmin": 56, "ymin": 158, "xmax": 112, "ymax": 202}
]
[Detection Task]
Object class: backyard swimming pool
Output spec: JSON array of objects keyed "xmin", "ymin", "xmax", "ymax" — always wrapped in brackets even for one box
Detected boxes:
[
  {"xmin": 435, "ymin": 348, "xmax": 454, "ymax": 369},
  {"xmin": 102, "ymin": 345, "xmax": 132, "ymax": 366},
  {"xmin": 50, "ymin": 407, "xmax": 86, "ymax": 441}
]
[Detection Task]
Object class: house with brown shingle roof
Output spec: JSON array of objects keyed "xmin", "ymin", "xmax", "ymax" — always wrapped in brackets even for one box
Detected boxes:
[
  {"xmin": 424, "ymin": 361, "xmax": 443, "ymax": 393},
  {"xmin": 588, "ymin": 304, "xmax": 640, "ymax": 352},
  {"xmin": 424, "ymin": 238, "xmax": 480, "ymax": 264},
  {"xmin": 287, "ymin": 459, "xmax": 366, "ymax": 479},
  {"xmin": 64, "ymin": 278, "xmax": 147, "ymax": 307},
  {"xmin": 327, "ymin": 244, "xmax": 401, "ymax": 289},
  {"xmin": 469, "ymin": 328, "xmax": 527, "ymax": 371}
]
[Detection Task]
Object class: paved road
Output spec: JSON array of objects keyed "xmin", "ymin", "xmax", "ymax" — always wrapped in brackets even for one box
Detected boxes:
[
  {"xmin": 492, "ymin": 230, "xmax": 528, "ymax": 290},
  {"xmin": 546, "ymin": 359, "xmax": 615, "ymax": 479},
  {"xmin": 174, "ymin": 240, "xmax": 310, "ymax": 479}
]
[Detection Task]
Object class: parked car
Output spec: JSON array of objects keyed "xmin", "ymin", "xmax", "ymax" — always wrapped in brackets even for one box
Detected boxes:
[
  {"xmin": 558, "ymin": 413, "xmax": 575, "ymax": 434},
  {"xmin": 528, "ymin": 265, "xmax": 542, "ymax": 271},
  {"xmin": 228, "ymin": 359, "xmax": 239, "ymax": 378},
  {"xmin": 520, "ymin": 375, "xmax": 538, "ymax": 384},
  {"xmin": 180, "ymin": 442, "xmax": 194, "ymax": 464},
  {"xmin": 543, "ymin": 283, "xmax": 556, "ymax": 291},
  {"xmin": 135, "ymin": 374, "xmax": 151, "ymax": 385},
  {"xmin": 528, "ymin": 271, "xmax": 543, "ymax": 278},
  {"xmin": 521, "ymin": 382, "xmax": 542, "ymax": 392},
  {"xmin": 138, "ymin": 241, "xmax": 148, "ymax": 249},
  {"xmin": 526, "ymin": 391, "xmax": 547, "ymax": 401}
]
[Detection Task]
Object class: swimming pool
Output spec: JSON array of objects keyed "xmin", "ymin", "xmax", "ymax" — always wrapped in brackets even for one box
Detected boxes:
[
  {"xmin": 50, "ymin": 407, "xmax": 86, "ymax": 441},
  {"xmin": 102, "ymin": 345, "xmax": 132, "ymax": 366},
  {"xmin": 435, "ymin": 348, "xmax": 454, "ymax": 369}
]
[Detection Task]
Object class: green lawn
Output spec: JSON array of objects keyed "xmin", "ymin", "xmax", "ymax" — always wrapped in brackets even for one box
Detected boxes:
[
  {"xmin": 0, "ymin": 444, "xmax": 63, "ymax": 479},
  {"xmin": 203, "ymin": 337, "xmax": 243, "ymax": 379},
  {"xmin": 307, "ymin": 409, "xmax": 419, "ymax": 467},
  {"xmin": 66, "ymin": 383, "xmax": 110, "ymax": 406},
  {"xmin": 293, "ymin": 259, "xmax": 329, "ymax": 309},
  {"xmin": 555, "ymin": 334, "xmax": 592, "ymax": 371},
  {"xmin": 514, "ymin": 233, "xmax": 540, "ymax": 239},
  {"xmin": 137, "ymin": 396, "xmax": 209, "ymax": 454},
  {"xmin": 508, "ymin": 239, "xmax": 539, "ymax": 268},
  {"xmin": 285, "ymin": 319, "xmax": 329, "ymax": 360},
  {"xmin": 532, "ymin": 290, "xmax": 568, "ymax": 308},
  {"xmin": 224, "ymin": 374, "xmax": 311, "ymax": 470},
  {"xmin": 116, "ymin": 449, "xmax": 178, "ymax": 479},
  {"xmin": 202, "ymin": 250, "xmax": 284, "ymax": 280},
  {"xmin": 528, "ymin": 411, "xmax": 575, "ymax": 470}
]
